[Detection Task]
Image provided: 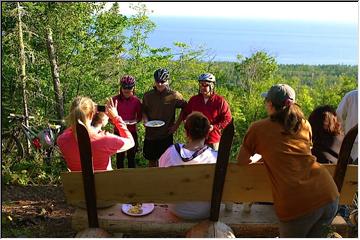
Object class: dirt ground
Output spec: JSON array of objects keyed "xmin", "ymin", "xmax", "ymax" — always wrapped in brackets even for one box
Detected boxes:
[
  {"xmin": 2, "ymin": 184, "xmax": 77, "ymax": 238},
  {"xmin": 2, "ymin": 184, "xmax": 357, "ymax": 238}
]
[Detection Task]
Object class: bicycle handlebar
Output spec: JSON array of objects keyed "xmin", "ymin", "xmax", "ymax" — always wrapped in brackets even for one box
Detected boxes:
[{"xmin": 8, "ymin": 113, "xmax": 35, "ymax": 120}]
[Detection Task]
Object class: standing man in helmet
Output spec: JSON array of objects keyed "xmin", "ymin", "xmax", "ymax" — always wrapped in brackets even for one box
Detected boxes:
[
  {"xmin": 182, "ymin": 73, "xmax": 232, "ymax": 150},
  {"xmin": 112, "ymin": 75, "xmax": 142, "ymax": 168},
  {"xmin": 142, "ymin": 68, "xmax": 187, "ymax": 167}
]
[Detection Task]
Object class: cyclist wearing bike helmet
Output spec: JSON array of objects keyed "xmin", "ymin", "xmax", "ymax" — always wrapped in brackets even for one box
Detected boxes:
[
  {"xmin": 112, "ymin": 75, "xmax": 142, "ymax": 169},
  {"xmin": 182, "ymin": 73, "xmax": 232, "ymax": 150},
  {"xmin": 142, "ymin": 68, "xmax": 187, "ymax": 167}
]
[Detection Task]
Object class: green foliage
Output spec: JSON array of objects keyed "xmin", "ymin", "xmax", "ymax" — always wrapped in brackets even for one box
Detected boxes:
[
  {"xmin": 1, "ymin": 2, "xmax": 358, "ymax": 184},
  {"xmin": 2, "ymin": 151, "xmax": 67, "ymax": 186}
]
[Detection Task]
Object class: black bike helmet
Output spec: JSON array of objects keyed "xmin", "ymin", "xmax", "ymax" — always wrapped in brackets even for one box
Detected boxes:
[{"xmin": 154, "ymin": 68, "xmax": 170, "ymax": 82}]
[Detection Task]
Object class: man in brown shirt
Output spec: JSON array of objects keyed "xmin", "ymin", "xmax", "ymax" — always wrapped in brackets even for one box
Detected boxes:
[{"xmin": 142, "ymin": 68, "xmax": 187, "ymax": 167}]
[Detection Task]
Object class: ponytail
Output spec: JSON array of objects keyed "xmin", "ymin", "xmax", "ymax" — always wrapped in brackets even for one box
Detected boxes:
[
  {"xmin": 65, "ymin": 96, "xmax": 96, "ymax": 138},
  {"xmin": 270, "ymin": 103, "xmax": 305, "ymax": 134}
]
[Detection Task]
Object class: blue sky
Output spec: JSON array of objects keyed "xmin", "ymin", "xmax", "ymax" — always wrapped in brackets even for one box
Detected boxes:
[{"xmin": 110, "ymin": 2, "xmax": 358, "ymax": 24}]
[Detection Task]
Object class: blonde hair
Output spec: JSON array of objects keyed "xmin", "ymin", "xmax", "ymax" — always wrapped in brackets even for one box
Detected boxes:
[{"xmin": 66, "ymin": 96, "xmax": 96, "ymax": 136}]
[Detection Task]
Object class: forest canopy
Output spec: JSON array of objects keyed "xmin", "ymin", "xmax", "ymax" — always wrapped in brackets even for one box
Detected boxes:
[{"xmin": 1, "ymin": 2, "xmax": 357, "ymax": 184}]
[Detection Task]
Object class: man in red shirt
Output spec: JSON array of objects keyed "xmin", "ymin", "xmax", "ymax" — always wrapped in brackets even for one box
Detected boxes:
[
  {"xmin": 182, "ymin": 73, "xmax": 232, "ymax": 150},
  {"xmin": 112, "ymin": 75, "xmax": 142, "ymax": 168}
]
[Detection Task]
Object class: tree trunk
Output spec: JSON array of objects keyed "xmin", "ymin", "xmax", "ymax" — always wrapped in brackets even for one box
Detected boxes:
[
  {"xmin": 46, "ymin": 27, "xmax": 64, "ymax": 120},
  {"xmin": 17, "ymin": 2, "xmax": 31, "ymax": 154}
]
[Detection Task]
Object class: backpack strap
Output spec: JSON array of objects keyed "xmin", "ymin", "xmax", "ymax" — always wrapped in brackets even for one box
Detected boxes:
[{"xmin": 174, "ymin": 143, "xmax": 210, "ymax": 162}]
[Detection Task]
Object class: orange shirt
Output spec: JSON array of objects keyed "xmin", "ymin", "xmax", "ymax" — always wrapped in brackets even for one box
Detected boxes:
[{"xmin": 240, "ymin": 118, "xmax": 339, "ymax": 221}]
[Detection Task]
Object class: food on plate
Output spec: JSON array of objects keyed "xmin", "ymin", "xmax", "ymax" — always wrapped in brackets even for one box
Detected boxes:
[{"xmin": 128, "ymin": 203, "xmax": 143, "ymax": 214}]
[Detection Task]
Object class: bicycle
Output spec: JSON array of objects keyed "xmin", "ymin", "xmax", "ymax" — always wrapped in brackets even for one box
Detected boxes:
[{"xmin": 1, "ymin": 113, "xmax": 65, "ymax": 166}]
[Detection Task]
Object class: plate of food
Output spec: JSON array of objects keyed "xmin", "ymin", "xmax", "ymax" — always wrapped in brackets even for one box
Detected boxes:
[
  {"xmin": 144, "ymin": 120, "xmax": 165, "ymax": 128},
  {"xmin": 124, "ymin": 120, "xmax": 137, "ymax": 125},
  {"xmin": 121, "ymin": 203, "xmax": 155, "ymax": 216}
]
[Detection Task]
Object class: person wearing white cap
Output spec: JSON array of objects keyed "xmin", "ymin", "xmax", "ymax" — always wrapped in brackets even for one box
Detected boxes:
[{"xmin": 237, "ymin": 84, "xmax": 339, "ymax": 237}]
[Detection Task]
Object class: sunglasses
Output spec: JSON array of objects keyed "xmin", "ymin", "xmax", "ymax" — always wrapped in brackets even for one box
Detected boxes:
[
  {"xmin": 200, "ymin": 83, "xmax": 211, "ymax": 87},
  {"xmin": 156, "ymin": 80, "xmax": 167, "ymax": 84},
  {"xmin": 122, "ymin": 85, "xmax": 134, "ymax": 90}
]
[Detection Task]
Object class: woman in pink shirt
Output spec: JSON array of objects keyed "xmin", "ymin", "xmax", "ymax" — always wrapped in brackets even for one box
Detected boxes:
[
  {"xmin": 57, "ymin": 96, "xmax": 134, "ymax": 171},
  {"xmin": 112, "ymin": 75, "xmax": 142, "ymax": 169}
]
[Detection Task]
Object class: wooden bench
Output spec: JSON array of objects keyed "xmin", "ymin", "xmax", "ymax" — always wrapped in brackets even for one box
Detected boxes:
[
  {"xmin": 61, "ymin": 123, "xmax": 358, "ymax": 237},
  {"xmin": 62, "ymin": 163, "xmax": 357, "ymax": 237}
]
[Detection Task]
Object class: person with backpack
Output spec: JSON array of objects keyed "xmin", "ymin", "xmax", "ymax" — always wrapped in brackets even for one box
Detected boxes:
[{"xmin": 159, "ymin": 111, "xmax": 217, "ymax": 219}]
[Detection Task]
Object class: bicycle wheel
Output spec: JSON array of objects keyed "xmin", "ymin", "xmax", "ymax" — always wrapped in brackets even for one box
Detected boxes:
[{"xmin": 1, "ymin": 133, "xmax": 24, "ymax": 160}]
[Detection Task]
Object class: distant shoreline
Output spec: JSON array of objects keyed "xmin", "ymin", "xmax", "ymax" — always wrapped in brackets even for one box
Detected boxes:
[{"xmin": 147, "ymin": 17, "xmax": 358, "ymax": 65}]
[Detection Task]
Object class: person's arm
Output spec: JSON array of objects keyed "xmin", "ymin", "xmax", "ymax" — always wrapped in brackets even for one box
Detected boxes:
[
  {"xmin": 135, "ymin": 99, "xmax": 143, "ymax": 123},
  {"xmin": 168, "ymin": 92, "xmax": 187, "ymax": 134},
  {"xmin": 106, "ymin": 98, "xmax": 135, "ymax": 152},
  {"xmin": 142, "ymin": 95, "xmax": 149, "ymax": 124},
  {"xmin": 174, "ymin": 91, "xmax": 187, "ymax": 109},
  {"xmin": 213, "ymin": 98, "xmax": 232, "ymax": 131},
  {"xmin": 237, "ymin": 123, "xmax": 257, "ymax": 165},
  {"xmin": 112, "ymin": 116, "xmax": 134, "ymax": 150},
  {"xmin": 169, "ymin": 109, "xmax": 184, "ymax": 134},
  {"xmin": 237, "ymin": 145, "xmax": 252, "ymax": 165}
]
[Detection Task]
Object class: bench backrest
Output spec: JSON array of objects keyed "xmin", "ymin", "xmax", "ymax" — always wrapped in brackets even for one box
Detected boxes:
[{"xmin": 61, "ymin": 163, "xmax": 357, "ymax": 206}]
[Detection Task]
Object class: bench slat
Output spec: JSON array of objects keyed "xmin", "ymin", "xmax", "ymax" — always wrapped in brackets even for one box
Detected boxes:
[{"xmin": 61, "ymin": 163, "xmax": 357, "ymax": 206}]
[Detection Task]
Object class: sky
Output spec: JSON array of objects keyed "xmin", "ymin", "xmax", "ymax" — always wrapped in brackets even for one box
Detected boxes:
[{"xmin": 111, "ymin": 2, "xmax": 358, "ymax": 24}]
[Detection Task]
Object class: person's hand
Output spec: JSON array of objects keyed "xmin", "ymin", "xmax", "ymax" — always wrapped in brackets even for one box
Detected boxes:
[
  {"xmin": 209, "ymin": 125, "xmax": 214, "ymax": 132},
  {"xmin": 105, "ymin": 98, "xmax": 119, "ymax": 120}
]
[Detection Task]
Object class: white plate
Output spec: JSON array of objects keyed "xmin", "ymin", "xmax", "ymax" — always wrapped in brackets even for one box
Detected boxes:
[
  {"xmin": 121, "ymin": 203, "xmax": 155, "ymax": 216},
  {"xmin": 144, "ymin": 120, "xmax": 165, "ymax": 128},
  {"xmin": 124, "ymin": 120, "xmax": 137, "ymax": 125}
]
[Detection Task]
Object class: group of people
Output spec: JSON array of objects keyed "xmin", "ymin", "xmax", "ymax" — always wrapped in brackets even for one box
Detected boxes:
[{"xmin": 57, "ymin": 67, "xmax": 357, "ymax": 238}]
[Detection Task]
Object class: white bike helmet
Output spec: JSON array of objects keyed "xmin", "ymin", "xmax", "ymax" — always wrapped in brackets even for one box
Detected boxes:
[{"xmin": 198, "ymin": 73, "xmax": 216, "ymax": 83}]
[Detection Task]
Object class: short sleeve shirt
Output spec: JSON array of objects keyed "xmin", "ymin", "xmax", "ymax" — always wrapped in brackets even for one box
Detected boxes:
[{"xmin": 142, "ymin": 87, "xmax": 186, "ymax": 140}]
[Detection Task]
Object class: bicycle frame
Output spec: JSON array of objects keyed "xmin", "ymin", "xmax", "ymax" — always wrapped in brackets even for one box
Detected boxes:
[{"xmin": 6, "ymin": 114, "xmax": 61, "ymax": 151}]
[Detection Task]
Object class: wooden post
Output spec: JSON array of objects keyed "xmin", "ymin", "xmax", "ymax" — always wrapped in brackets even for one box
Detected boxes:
[
  {"xmin": 210, "ymin": 119, "xmax": 235, "ymax": 221},
  {"xmin": 75, "ymin": 120, "xmax": 111, "ymax": 237},
  {"xmin": 333, "ymin": 124, "xmax": 358, "ymax": 192},
  {"xmin": 76, "ymin": 120, "xmax": 99, "ymax": 228}
]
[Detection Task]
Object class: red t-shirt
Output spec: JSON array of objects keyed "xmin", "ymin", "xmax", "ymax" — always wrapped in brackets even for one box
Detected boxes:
[
  {"xmin": 112, "ymin": 94, "xmax": 142, "ymax": 133},
  {"xmin": 183, "ymin": 93, "xmax": 232, "ymax": 144}
]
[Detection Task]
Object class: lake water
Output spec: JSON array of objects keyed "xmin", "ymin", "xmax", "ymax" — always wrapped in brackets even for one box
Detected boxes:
[{"xmin": 147, "ymin": 17, "xmax": 358, "ymax": 65}]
